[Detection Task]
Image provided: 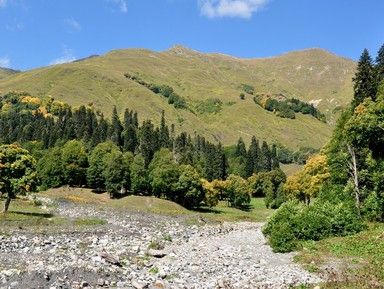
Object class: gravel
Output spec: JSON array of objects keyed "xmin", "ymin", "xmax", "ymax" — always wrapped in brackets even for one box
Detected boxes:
[{"xmin": 0, "ymin": 199, "xmax": 322, "ymax": 289}]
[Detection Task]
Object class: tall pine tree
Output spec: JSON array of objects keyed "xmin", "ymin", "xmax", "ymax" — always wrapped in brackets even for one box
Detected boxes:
[
  {"xmin": 376, "ymin": 44, "xmax": 384, "ymax": 86},
  {"xmin": 110, "ymin": 106, "xmax": 123, "ymax": 146},
  {"xmin": 352, "ymin": 49, "xmax": 376, "ymax": 107}
]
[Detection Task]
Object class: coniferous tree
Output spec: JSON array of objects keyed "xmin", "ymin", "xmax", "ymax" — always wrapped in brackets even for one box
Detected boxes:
[
  {"xmin": 245, "ymin": 136, "xmax": 260, "ymax": 177},
  {"xmin": 110, "ymin": 106, "xmax": 123, "ymax": 146},
  {"xmin": 159, "ymin": 110, "xmax": 170, "ymax": 148},
  {"xmin": 352, "ymin": 49, "xmax": 376, "ymax": 107},
  {"xmin": 139, "ymin": 120, "xmax": 157, "ymax": 168},
  {"xmin": 235, "ymin": 137, "xmax": 247, "ymax": 158},
  {"xmin": 271, "ymin": 144, "xmax": 280, "ymax": 169},
  {"xmin": 376, "ymin": 44, "xmax": 384, "ymax": 85},
  {"xmin": 260, "ymin": 141, "xmax": 272, "ymax": 171}
]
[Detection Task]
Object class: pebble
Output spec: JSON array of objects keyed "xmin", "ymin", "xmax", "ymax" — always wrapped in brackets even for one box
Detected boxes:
[{"xmin": 0, "ymin": 200, "xmax": 323, "ymax": 289}]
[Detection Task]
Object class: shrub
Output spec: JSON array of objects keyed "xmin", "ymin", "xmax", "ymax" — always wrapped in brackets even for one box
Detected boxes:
[
  {"xmin": 361, "ymin": 191, "xmax": 382, "ymax": 221},
  {"xmin": 263, "ymin": 199, "xmax": 364, "ymax": 252},
  {"xmin": 239, "ymin": 93, "xmax": 245, "ymax": 100},
  {"xmin": 269, "ymin": 222, "xmax": 298, "ymax": 253}
]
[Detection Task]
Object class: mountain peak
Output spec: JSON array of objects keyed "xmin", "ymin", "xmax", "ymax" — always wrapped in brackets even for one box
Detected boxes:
[{"xmin": 167, "ymin": 45, "xmax": 201, "ymax": 56}]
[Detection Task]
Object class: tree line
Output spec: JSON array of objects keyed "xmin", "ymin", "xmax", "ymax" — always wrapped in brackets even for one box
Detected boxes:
[{"xmin": 0, "ymin": 92, "xmax": 285, "ymax": 211}]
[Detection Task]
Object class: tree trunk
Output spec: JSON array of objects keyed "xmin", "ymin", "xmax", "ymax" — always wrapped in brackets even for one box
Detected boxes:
[
  {"xmin": 3, "ymin": 196, "xmax": 11, "ymax": 213},
  {"xmin": 347, "ymin": 144, "xmax": 361, "ymax": 215}
]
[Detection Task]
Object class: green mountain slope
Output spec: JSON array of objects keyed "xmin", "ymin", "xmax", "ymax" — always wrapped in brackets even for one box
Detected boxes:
[{"xmin": 0, "ymin": 46, "xmax": 356, "ymax": 149}]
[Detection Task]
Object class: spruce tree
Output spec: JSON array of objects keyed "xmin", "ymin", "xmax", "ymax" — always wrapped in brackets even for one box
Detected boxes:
[
  {"xmin": 271, "ymin": 144, "xmax": 280, "ymax": 169},
  {"xmin": 376, "ymin": 44, "xmax": 384, "ymax": 86},
  {"xmin": 110, "ymin": 106, "xmax": 123, "ymax": 146},
  {"xmin": 260, "ymin": 141, "xmax": 272, "ymax": 171},
  {"xmin": 352, "ymin": 49, "xmax": 376, "ymax": 107},
  {"xmin": 159, "ymin": 110, "xmax": 170, "ymax": 148},
  {"xmin": 245, "ymin": 136, "xmax": 259, "ymax": 177},
  {"xmin": 235, "ymin": 137, "xmax": 247, "ymax": 158},
  {"xmin": 139, "ymin": 120, "xmax": 157, "ymax": 168}
]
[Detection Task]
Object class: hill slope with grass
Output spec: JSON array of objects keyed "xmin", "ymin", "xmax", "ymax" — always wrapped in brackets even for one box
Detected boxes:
[
  {"xmin": 0, "ymin": 67, "xmax": 18, "ymax": 79},
  {"xmin": 0, "ymin": 46, "xmax": 355, "ymax": 149}
]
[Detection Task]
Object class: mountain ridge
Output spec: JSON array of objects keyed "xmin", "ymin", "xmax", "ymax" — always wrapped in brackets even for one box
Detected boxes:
[{"xmin": 0, "ymin": 46, "xmax": 356, "ymax": 150}]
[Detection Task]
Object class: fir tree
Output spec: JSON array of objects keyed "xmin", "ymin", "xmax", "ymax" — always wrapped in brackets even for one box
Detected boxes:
[
  {"xmin": 235, "ymin": 137, "xmax": 247, "ymax": 158},
  {"xmin": 352, "ymin": 49, "xmax": 376, "ymax": 107},
  {"xmin": 271, "ymin": 144, "xmax": 280, "ymax": 169},
  {"xmin": 376, "ymin": 44, "xmax": 384, "ymax": 85},
  {"xmin": 159, "ymin": 110, "xmax": 170, "ymax": 148},
  {"xmin": 110, "ymin": 106, "xmax": 123, "ymax": 146},
  {"xmin": 260, "ymin": 141, "xmax": 272, "ymax": 171}
]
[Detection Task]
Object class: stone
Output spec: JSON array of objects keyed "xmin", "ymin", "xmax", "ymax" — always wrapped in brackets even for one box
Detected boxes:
[
  {"xmin": 153, "ymin": 280, "xmax": 166, "ymax": 288},
  {"xmin": 132, "ymin": 279, "xmax": 148, "ymax": 289},
  {"xmin": 147, "ymin": 249, "xmax": 167, "ymax": 258},
  {"xmin": 97, "ymin": 278, "xmax": 105, "ymax": 286}
]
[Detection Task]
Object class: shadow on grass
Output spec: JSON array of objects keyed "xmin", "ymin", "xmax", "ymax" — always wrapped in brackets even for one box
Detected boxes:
[
  {"xmin": 193, "ymin": 203, "xmax": 254, "ymax": 214},
  {"xmin": 7, "ymin": 211, "xmax": 54, "ymax": 218},
  {"xmin": 193, "ymin": 207, "xmax": 222, "ymax": 214}
]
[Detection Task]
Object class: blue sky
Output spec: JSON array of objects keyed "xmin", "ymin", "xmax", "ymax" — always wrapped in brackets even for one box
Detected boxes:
[{"xmin": 0, "ymin": 0, "xmax": 383, "ymax": 70}]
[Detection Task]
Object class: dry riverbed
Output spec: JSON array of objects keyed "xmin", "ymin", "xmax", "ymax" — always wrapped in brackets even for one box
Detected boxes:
[{"xmin": 0, "ymin": 195, "xmax": 322, "ymax": 289}]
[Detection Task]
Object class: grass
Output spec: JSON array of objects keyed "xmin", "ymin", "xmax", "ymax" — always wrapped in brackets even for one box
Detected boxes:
[
  {"xmin": 40, "ymin": 187, "xmax": 274, "ymax": 223},
  {"xmin": 0, "ymin": 195, "xmax": 107, "ymax": 232},
  {"xmin": 295, "ymin": 223, "xmax": 384, "ymax": 288},
  {"xmin": 0, "ymin": 46, "xmax": 355, "ymax": 150},
  {"xmin": 0, "ymin": 197, "xmax": 63, "ymax": 230}
]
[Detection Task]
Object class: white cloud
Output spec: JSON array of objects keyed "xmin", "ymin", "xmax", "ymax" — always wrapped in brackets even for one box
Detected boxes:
[
  {"xmin": 199, "ymin": 0, "xmax": 268, "ymax": 19},
  {"xmin": 0, "ymin": 57, "xmax": 11, "ymax": 68},
  {"xmin": 6, "ymin": 22, "xmax": 24, "ymax": 31},
  {"xmin": 0, "ymin": 0, "xmax": 7, "ymax": 8},
  {"xmin": 65, "ymin": 18, "xmax": 81, "ymax": 31},
  {"xmin": 50, "ymin": 47, "xmax": 76, "ymax": 65},
  {"xmin": 108, "ymin": 0, "xmax": 127, "ymax": 13}
]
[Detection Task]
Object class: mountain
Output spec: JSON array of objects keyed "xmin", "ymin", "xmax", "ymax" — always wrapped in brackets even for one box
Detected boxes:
[
  {"xmin": 0, "ymin": 67, "xmax": 19, "ymax": 79},
  {"xmin": 0, "ymin": 46, "xmax": 356, "ymax": 149}
]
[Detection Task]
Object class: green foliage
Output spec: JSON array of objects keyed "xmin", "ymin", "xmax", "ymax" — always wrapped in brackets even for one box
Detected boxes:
[
  {"xmin": 37, "ymin": 146, "xmax": 64, "ymax": 189},
  {"xmin": 149, "ymin": 148, "xmax": 180, "ymax": 198},
  {"xmin": 87, "ymin": 141, "xmax": 120, "ymax": 190},
  {"xmin": 240, "ymin": 84, "xmax": 254, "ymax": 95},
  {"xmin": 103, "ymin": 150, "xmax": 132, "ymax": 198},
  {"xmin": 130, "ymin": 154, "xmax": 150, "ymax": 195},
  {"xmin": 173, "ymin": 165, "xmax": 204, "ymax": 208},
  {"xmin": 264, "ymin": 199, "xmax": 364, "ymax": 252},
  {"xmin": 124, "ymin": 73, "xmax": 187, "ymax": 109},
  {"xmin": 352, "ymin": 49, "xmax": 377, "ymax": 107},
  {"xmin": 61, "ymin": 140, "xmax": 88, "ymax": 187},
  {"xmin": 255, "ymin": 96, "xmax": 326, "ymax": 122},
  {"xmin": 225, "ymin": 175, "xmax": 251, "ymax": 209},
  {"xmin": 195, "ymin": 98, "xmax": 222, "ymax": 114},
  {"xmin": 0, "ymin": 144, "xmax": 37, "ymax": 212}
]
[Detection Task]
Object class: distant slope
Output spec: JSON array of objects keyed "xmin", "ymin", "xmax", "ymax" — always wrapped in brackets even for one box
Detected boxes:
[
  {"xmin": 0, "ymin": 67, "xmax": 19, "ymax": 79},
  {"xmin": 0, "ymin": 46, "xmax": 356, "ymax": 149}
]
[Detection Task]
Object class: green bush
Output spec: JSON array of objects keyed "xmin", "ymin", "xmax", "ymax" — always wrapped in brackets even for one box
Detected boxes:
[
  {"xmin": 269, "ymin": 222, "xmax": 298, "ymax": 253},
  {"xmin": 263, "ymin": 199, "xmax": 364, "ymax": 252},
  {"xmin": 361, "ymin": 191, "xmax": 382, "ymax": 221}
]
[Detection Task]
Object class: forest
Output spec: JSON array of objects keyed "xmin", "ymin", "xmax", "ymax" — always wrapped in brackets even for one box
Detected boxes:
[{"xmin": 0, "ymin": 91, "xmax": 289, "ymax": 212}]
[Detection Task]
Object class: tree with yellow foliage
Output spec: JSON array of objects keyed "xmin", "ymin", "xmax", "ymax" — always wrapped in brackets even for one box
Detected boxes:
[{"xmin": 284, "ymin": 154, "xmax": 329, "ymax": 204}]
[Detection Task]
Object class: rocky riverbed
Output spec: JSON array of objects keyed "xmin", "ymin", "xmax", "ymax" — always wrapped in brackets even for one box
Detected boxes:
[{"xmin": 0, "ymin": 199, "xmax": 322, "ymax": 289}]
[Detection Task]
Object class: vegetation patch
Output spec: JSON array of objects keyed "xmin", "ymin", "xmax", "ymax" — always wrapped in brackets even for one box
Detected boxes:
[
  {"xmin": 124, "ymin": 73, "xmax": 187, "ymax": 109},
  {"xmin": 195, "ymin": 98, "xmax": 223, "ymax": 114},
  {"xmin": 253, "ymin": 94, "xmax": 326, "ymax": 122},
  {"xmin": 296, "ymin": 223, "xmax": 384, "ymax": 288}
]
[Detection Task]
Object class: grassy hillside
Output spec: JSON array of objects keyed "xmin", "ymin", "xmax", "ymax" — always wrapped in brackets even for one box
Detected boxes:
[
  {"xmin": 0, "ymin": 67, "xmax": 18, "ymax": 79},
  {"xmin": 0, "ymin": 46, "xmax": 356, "ymax": 149}
]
